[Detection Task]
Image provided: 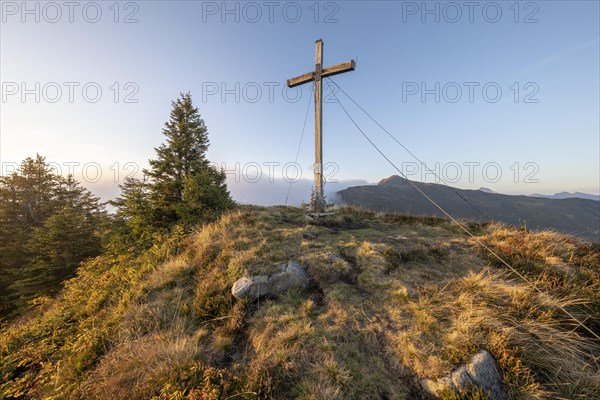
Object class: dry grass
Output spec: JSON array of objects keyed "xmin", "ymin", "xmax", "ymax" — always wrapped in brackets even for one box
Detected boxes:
[{"xmin": 1, "ymin": 205, "xmax": 599, "ymax": 399}]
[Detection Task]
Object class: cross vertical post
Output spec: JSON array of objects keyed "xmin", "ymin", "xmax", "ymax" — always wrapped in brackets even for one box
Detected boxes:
[
  {"xmin": 287, "ymin": 39, "xmax": 356, "ymax": 213},
  {"xmin": 314, "ymin": 39, "xmax": 324, "ymax": 212}
]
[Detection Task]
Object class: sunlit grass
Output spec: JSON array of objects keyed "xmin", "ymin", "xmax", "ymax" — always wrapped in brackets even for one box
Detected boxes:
[{"xmin": 1, "ymin": 205, "xmax": 598, "ymax": 399}]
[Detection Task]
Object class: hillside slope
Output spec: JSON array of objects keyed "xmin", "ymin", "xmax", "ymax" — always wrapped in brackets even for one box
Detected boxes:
[
  {"xmin": 336, "ymin": 176, "xmax": 600, "ymax": 243},
  {"xmin": 1, "ymin": 206, "xmax": 599, "ymax": 399}
]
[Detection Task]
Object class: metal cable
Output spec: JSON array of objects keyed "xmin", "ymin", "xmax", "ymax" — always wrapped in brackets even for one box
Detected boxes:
[
  {"xmin": 327, "ymin": 79, "xmax": 600, "ymax": 340},
  {"xmin": 285, "ymin": 82, "xmax": 313, "ymax": 205}
]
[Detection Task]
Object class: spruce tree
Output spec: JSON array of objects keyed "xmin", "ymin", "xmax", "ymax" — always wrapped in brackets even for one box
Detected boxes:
[
  {"xmin": 111, "ymin": 176, "xmax": 154, "ymax": 248},
  {"xmin": 17, "ymin": 155, "xmax": 59, "ymax": 226},
  {"xmin": 17, "ymin": 204, "xmax": 101, "ymax": 301},
  {"xmin": 0, "ymin": 155, "xmax": 59, "ymax": 316},
  {"xmin": 179, "ymin": 166, "xmax": 235, "ymax": 225},
  {"xmin": 0, "ymin": 156, "xmax": 107, "ymax": 319},
  {"xmin": 144, "ymin": 92, "xmax": 234, "ymax": 227}
]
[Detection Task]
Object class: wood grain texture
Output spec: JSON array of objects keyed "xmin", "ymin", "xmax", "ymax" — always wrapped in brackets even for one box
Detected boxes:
[{"xmin": 286, "ymin": 39, "xmax": 355, "ymax": 212}]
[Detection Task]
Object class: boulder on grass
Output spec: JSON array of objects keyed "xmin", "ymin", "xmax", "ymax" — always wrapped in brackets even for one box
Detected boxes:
[
  {"xmin": 421, "ymin": 350, "xmax": 504, "ymax": 400},
  {"xmin": 231, "ymin": 261, "xmax": 309, "ymax": 300}
]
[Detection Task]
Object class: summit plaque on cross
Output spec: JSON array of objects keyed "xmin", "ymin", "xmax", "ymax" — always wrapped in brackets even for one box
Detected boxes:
[{"xmin": 287, "ymin": 39, "xmax": 355, "ymax": 213}]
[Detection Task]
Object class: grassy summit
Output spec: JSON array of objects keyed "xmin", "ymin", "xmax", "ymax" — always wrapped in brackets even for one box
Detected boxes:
[{"xmin": 1, "ymin": 206, "xmax": 599, "ymax": 399}]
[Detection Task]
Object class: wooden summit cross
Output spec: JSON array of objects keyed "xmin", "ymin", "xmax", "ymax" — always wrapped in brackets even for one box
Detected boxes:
[{"xmin": 287, "ymin": 39, "xmax": 355, "ymax": 213}]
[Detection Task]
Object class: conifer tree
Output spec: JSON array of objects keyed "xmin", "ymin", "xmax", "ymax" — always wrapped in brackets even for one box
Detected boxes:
[
  {"xmin": 0, "ymin": 156, "xmax": 65, "ymax": 270},
  {"xmin": 0, "ymin": 155, "xmax": 107, "ymax": 319},
  {"xmin": 111, "ymin": 176, "xmax": 154, "ymax": 248},
  {"xmin": 17, "ymin": 204, "xmax": 101, "ymax": 300},
  {"xmin": 144, "ymin": 92, "xmax": 234, "ymax": 227},
  {"xmin": 179, "ymin": 166, "xmax": 234, "ymax": 225}
]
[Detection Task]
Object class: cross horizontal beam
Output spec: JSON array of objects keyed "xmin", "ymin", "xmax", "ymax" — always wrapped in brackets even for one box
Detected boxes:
[{"xmin": 287, "ymin": 60, "xmax": 355, "ymax": 88}]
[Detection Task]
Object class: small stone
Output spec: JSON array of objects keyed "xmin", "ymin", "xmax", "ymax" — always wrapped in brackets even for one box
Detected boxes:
[
  {"xmin": 307, "ymin": 212, "xmax": 335, "ymax": 219},
  {"xmin": 327, "ymin": 253, "xmax": 343, "ymax": 262},
  {"xmin": 389, "ymin": 235, "xmax": 409, "ymax": 241}
]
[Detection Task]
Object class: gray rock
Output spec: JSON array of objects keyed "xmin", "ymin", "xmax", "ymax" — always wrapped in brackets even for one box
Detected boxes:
[
  {"xmin": 450, "ymin": 365, "xmax": 472, "ymax": 389},
  {"xmin": 466, "ymin": 350, "xmax": 504, "ymax": 400},
  {"xmin": 231, "ymin": 261, "xmax": 309, "ymax": 300},
  {"xmin": 388, "ymin": 234, "xmax": 409, "ymax": 241},
  {"xmin": 421, "ymin": 350, "xmax": 504, "ymax": 400},
  {"xmin": 421, "ymin": 376, "xmax": 452, "ymax": 395},
  {"xmin": 231, "ymin": 275, "xmax": 269, "ymax": 300},
  {"xmin": 327, "ymin": 253, "xmax": 343, "ymax": 262},
  {"xmin": 307, "ymin": 212, "xmax": 335, "ymax": 219},
  {"xmin": 269, "ymin": 261, "xmax": 309, "ymax": 293}
]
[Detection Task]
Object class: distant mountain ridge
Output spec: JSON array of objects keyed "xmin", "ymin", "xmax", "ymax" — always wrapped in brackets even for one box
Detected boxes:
[
  {"xmin": 336, "ymin": 176, "xmax": 600, "ymax": 242},
  {"xmin": 530, "ymin": 192, "xmax": 600, "ymax": 201}
]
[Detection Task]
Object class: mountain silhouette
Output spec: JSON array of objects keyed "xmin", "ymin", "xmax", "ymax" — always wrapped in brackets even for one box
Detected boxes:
[{"xmin": 336, "ymin": 176, "xmax": 600, "ymax": 242}]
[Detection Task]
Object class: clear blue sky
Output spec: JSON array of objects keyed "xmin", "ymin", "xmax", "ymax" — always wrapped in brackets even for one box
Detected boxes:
[{"xmin": 1, "ymin": 1, "xmax": 599, "ymax": 205}]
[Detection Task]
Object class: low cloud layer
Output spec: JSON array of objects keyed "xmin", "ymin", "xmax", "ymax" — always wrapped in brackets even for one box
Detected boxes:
[
  {"xmin": 81, "ymin": 176, "xmax": 372, "ymax": 211},
  {"xmin": 227, "ymin": 177, "xmax": 372, "ymax": 206}
]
